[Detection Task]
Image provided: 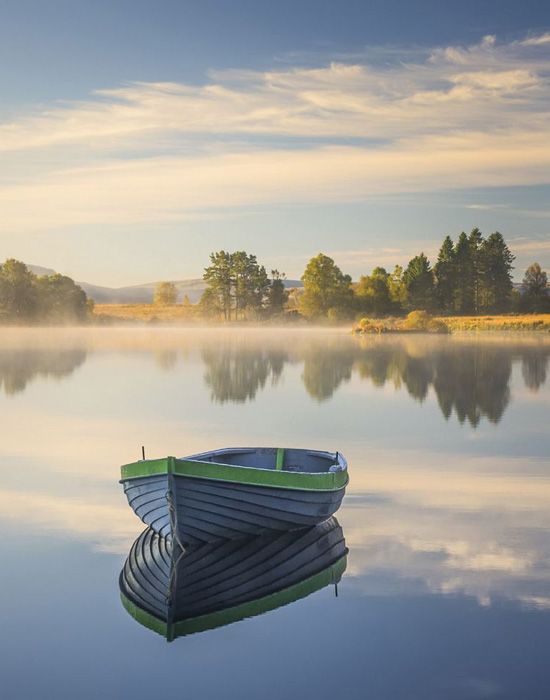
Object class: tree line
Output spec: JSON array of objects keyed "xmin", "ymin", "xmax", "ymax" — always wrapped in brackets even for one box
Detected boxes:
[
  {"xmin": 355, "ymin": 230, "xmax": 548, "ymax": 317},
  {"xmin": 353, "ymin": 228, "xmax": 520, "ymax": 318},
  {"xmin": 0, "ymin": 259, "xmax": 91, "ymax": 323},
  {"xmin": 2, "ymin": 228, "xmax": 548, "ymax": 325},
  {"xmin": 197, "ymin": 230, "xmax": 548, "ymax": 321}
]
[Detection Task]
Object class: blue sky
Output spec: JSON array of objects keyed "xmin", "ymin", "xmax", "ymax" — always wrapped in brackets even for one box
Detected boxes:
[{"xmin": 1, "ymin": 0, "xmax": 550, "ymax": 284}]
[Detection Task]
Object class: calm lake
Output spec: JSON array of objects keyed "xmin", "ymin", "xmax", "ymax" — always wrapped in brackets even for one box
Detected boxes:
[{"xmin": 1, "ymin": 328, "xmax": 549, "ymax": 699}]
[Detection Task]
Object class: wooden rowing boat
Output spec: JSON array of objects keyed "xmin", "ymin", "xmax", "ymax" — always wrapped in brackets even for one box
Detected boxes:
[{"xmin": 120, "ymin": 447, "xmax": 348, "ymax": 545}]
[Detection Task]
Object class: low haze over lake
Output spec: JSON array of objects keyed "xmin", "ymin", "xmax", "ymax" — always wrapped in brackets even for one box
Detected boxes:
[{"xmin": 1, "ymin": 328, "xmax": 549, "ymax": 699}]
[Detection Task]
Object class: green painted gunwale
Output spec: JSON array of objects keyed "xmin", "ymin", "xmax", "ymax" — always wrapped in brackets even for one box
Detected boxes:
[
  {"xmin": 120, "ymin": 553, "xmax": 347, "ymax": 640},
  {"xmin": 120, "ymin": 456, "xmax": 348, "ymax": 492}
]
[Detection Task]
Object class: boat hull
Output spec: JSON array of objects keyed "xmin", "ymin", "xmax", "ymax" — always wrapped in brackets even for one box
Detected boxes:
[{"xmin": 122, "ymin": 472, "xmax": 346, "ymax": 545}]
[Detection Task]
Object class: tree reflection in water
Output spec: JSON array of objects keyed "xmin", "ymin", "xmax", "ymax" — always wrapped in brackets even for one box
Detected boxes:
[
  {"xmin": 2, "ymin": 329, "xmax": 546, "ymax": 428},
  {"xmin": 301, "ymin": 343, "xmax": 356, "ymax": 402},
  {"xmin": 521, "ymin": 347, "xmax": 548, "ymax": 391},
  {"xmin": 202, "ymin": 342, "xmax": 287, "ymax": 404},
  {"xmin": 353, "ymin": 337, "xmax": 550, "ymax": 426},
  {"xmin": 432, "ymin": 346, "xmax": 511, "ymax": 425},
  {"xmin": 199, "ymin": 333, "xmax": 550, "ymax": 425},
  {"xmin": 0, "ymin": 348, "xmax": 87, "ymax": 396}
]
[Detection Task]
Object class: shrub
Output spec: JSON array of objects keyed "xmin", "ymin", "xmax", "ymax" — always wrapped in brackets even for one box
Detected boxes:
[
  {"xmin": 404, "ymin": 310, "xmax": 431, "ymax": 330},
  {"xmin": 353, "ymin": 317, "xmax": 387, "ymax": 333}
]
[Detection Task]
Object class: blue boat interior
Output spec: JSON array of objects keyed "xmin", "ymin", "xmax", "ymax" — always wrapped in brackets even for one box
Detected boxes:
[{"xmin": 185, "ymin": 447, "xmax": 345, "ymax": 474}]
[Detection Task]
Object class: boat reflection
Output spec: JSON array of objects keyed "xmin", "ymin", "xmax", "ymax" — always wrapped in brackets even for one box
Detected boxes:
[{"xmin": 119, "ymin": 517, "xmax": 347, "ymax": 641}]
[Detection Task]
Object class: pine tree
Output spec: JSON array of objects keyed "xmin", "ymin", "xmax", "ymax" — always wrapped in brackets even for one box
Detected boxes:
[
  {"xmin": 468, "ymin": 228, "xmax": 484, "ymax": 314},
  {"xmin": 453, "ymin": 232, "xmax": 475, "ymax": 313},
  {"xmin": 434, "ymin": 235, "xmax": 456, "ymax": 313},
  {"xmin": 203, "ymin": 250, "xmax": 271, "ymax": 320},
  {"xmin": 203, "ymin": 251, "xmax": 233, "ymax": 320},
  {"xmin": 478, "ymin": 232, "xmax": 515, "ymax": 312},
  {"xmin": 403, "ymin": 253, "xmax": 435, "ymax": 310}
]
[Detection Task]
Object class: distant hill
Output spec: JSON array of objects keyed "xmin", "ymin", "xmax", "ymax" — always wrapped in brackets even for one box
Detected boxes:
[
  {"xmin": 28, "ymin": 265, "xmax": 57, "ymax": 277},
  {"xmin": 27, "ymin": 265, "xmax": 302, "ymax": 303}
]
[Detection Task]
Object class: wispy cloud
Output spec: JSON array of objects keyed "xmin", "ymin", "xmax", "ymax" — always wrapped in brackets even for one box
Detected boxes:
[
  {"xmin": 2, "ymin": 33, "xmax": 550, "ymax": 232},
  {"xmin": 521, "ymin": 33, "xmax": 550, "ymax": 47},
  {"xmin": 464, "ymin": 203, "xmax": 510, "ymax": 211},
  {"xmin": 508, "ymin": 239, "xmax": 550, "ymax": 253},
  {"xmin": 326, "ymin": 245, "xmax": 439, "ymax": 269}
]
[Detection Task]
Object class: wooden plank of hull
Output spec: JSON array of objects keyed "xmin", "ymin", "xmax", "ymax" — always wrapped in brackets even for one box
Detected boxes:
[
  {"xmin": 119, "ymin": 517, "xmax": 347, "ymax": 639},
  {"xmin": 122, "ymin": 473, "xmax": 346, "ymax": 545},
  {"xmin": 122, "ymin": 475, "xmax": 172, "ymax": 538},
  {"xmin": 172, "ymin": 475, "xmax": 345, "ymax": 544}
]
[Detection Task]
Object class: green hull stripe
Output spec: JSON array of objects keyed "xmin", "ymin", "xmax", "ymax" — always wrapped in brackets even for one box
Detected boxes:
[
  {"xmin": 276, "ymin": 448, "xmax": 285, "ymax": 471},
  {"xmin": 120, "ymin": 594, "xmax": 168, "ymax": 636},
  {"xmin": 121, "ymin": 456, "xmax": 348, "ymax": 492},
  {"xmin": 121, "ymin": 554, "xmax": 347, "ymax": 640}
]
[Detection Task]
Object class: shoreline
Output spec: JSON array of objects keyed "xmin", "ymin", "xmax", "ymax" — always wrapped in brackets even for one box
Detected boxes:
[
  {"xmin": 92, "ymin": 304, "xmax": 550, "ymax": 330},
  {"xmin": 0, "ymin": 307, "xmax": 549, "ymax": 332}
]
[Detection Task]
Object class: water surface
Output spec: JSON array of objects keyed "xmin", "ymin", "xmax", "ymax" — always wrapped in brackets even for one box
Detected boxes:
[{"xmin": 1, "ymin": 328, "xmax": 549, "ymax": 699}]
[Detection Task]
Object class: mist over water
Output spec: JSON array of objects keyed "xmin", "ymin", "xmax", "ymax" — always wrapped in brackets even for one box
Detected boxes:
[{"xmin": 1, "ymin": 328, "xmax": 549, "ymax": 699}]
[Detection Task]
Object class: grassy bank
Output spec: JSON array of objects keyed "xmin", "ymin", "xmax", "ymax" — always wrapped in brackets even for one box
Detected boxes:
[
  {"xmin": 353, "ymin": 312, "xmax": 550, "ymax": 334},
  {"xmin": 440, "ymin": 314, "xmax": 550, "ymax": 331},
  {"xmin": 94, "ymin": 304, "xmax": 550, "ymax": 332},
  {"xmin": 93, "ymin": 303, "xmax": 196, "ymax": 323}
]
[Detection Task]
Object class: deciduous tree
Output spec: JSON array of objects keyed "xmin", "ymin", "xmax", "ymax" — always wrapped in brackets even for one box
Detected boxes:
[
  {"xmin": 266, "ymin": 270, "xmax": 288, "ymax": 317},
  {"xmin": 0, "ymin": 259, "xmax": 37, "ymax": 321},
  {"xmin": 300, "ymin": 253, "xmax": 353, "ymax": 319},
  {"xmin": 153, "ymin": 281, "xmax": 178, "ymax": 306},
  {"xmin": 355, "ymin": 267, "xmax": 392, "ymax": 316},
  {"xmin": 35, "ymin": 274, "xmax": 88, "ymax": 321},
  {"xmin": 522, "ymin": 262, "xmax": 548, "ymax": 312}
]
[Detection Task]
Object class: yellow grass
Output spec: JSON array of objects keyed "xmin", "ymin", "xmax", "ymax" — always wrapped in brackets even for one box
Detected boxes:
[
  {"xmin": 94, "ymin": 305, "xmax": 550, "ymax": 331},
  {"xmin": 93, "ymin": 304, "xmax": 196, "ymax": 322},
  {"xmin": 440, "ymin": 314, "xmax": 550, "ymax": 331}
]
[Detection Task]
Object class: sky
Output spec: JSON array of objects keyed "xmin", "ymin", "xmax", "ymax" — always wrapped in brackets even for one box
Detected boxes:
[{"xmin": 1, "ymin": 0, "xmax": 550, "ymax": 285}]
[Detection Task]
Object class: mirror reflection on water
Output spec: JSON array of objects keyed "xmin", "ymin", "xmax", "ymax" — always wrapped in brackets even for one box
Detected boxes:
[
  {"xmin": 120, "ymin": 519, "xmax": 347, "ymax": 641},
  {"xmin": 1, "ymin": 328, "xmax": 549, "ymax": 699}
]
